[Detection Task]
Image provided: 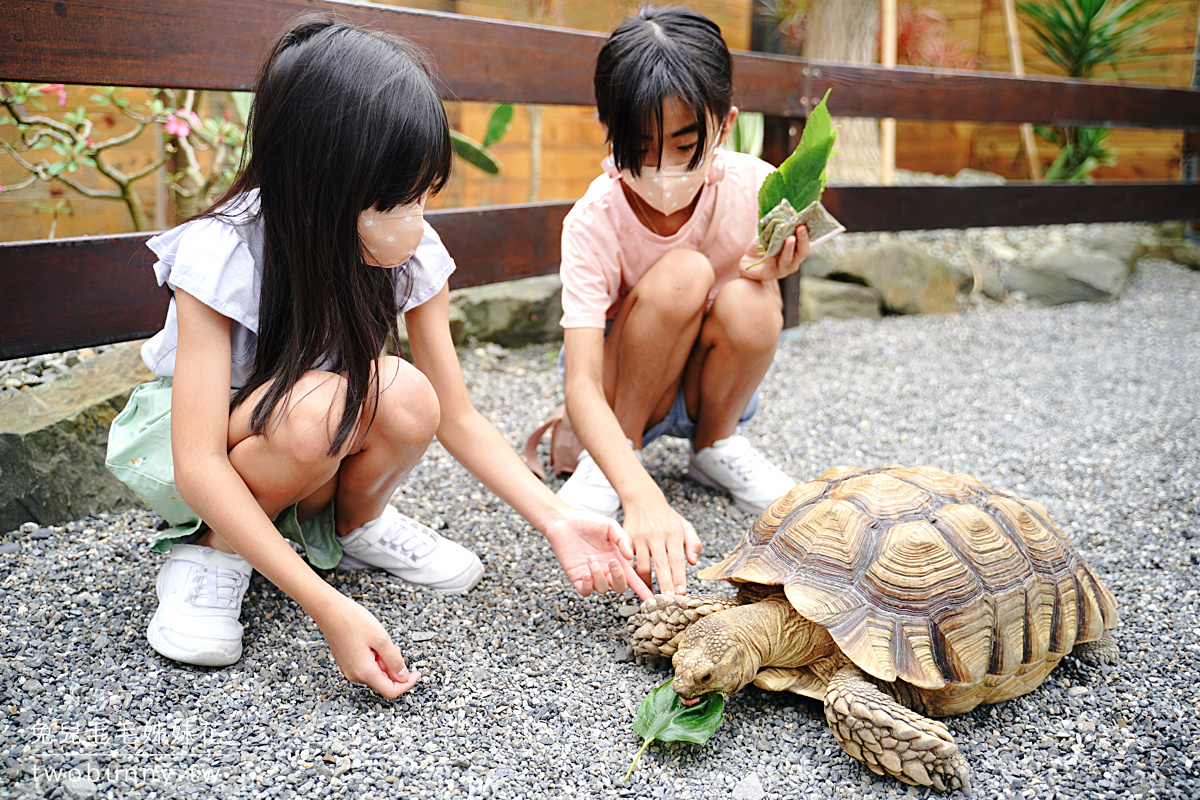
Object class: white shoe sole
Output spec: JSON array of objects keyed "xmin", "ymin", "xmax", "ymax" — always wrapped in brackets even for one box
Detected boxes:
[
  {"xmin": 337, "ymin": 553, "xmax": 485, "ymax": 595},
  {"xmin": 146, "ymin": 608, "xmax": 243, "ymax": 667}
]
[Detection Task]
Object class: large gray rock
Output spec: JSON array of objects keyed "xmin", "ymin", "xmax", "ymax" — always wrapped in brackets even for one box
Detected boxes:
[
  {"xmin": 1087, "ymin": 227, "xmax": 1146, "ymax": 269},
  {"xmin": 799, "ymin": 276, "xmax": 881, "ymax": 321},
  {"xmin": 451, "ymin": 274, "xmax": 564, "ymax": 347},
  {"xmin": 1167, "ymin": 240, "xmax": 1200, "ymax": 270},
  {"xmin": 833, "ymin": 242, "xmax": 959, "ymax": 315},
  {"xmin": 1007, "ymin": 244, "xmax": 1129, "ymax": 305},
  {"xmin": 0, "ymin": 342, "xmax": 153, "ymax": 533}
]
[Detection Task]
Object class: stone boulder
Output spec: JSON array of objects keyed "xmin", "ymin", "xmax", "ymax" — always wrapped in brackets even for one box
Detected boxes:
[
  {"xmin": 1086, "ymin": 227, "xmax": 1147, "ymax": 270},
  {"xmin": 0, "ymin": 342, "xmax": 153, "ymax": 533},
  {"xmin": 828, "ymin": 242, "xmax": 959, "ymax": 315},
  {"xmin": 1166, "ymin": 239, "xmax": 1200, "ymax": 270},
  {"xmin": 451, "ymin": 274, "xmax": 564, "ymax": 347},
  {"xmin": 1006, "ymin": 244, "xmax": 1129, "ymax": 305},
  {"xmin": 799, "ymin": 276, "xmax": 881, "ymax": 321}
]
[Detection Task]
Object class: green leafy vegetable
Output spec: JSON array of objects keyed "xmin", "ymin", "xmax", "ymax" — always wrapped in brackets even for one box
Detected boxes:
[
  {"xmin": 623, "ymin": 679, "xmax": 725, "ymax": 782},
  {"xmin": 757, "ymin": 89, "xmax": 836, "ymax": 221}
]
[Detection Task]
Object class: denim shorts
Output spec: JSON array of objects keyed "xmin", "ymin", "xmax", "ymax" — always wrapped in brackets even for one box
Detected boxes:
[{"xmin": 556, "ymin": 342, "xmax": 759, "ymax": 447}]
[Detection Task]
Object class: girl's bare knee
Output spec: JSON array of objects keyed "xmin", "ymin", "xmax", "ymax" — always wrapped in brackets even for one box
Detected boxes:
[
  {"xmin": 373, "ymin": 356, "xmax": 440, "ymax": 445},
  {"xmin": 275, "ymin": 372, "xmax": 351, "ymax": 468},
  {"xmin": 636, "ymin": 250, "xmax": 714, "ymax": 319},
  {"xmin": 708, "ymin": 280, "xmax": 783, "ymax": 352}
]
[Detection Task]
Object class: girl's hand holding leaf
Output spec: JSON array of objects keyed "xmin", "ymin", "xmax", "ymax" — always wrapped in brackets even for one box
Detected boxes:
[
  {"xmin": 623, "ymin": 679, "xmax": 726, "ymax": 781},
  {"xmin": 741, "ymin": 220, "xmax": 811, "ymax": 283}
]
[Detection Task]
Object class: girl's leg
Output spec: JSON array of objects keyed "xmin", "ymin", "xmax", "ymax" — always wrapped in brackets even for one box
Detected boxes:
[
  {"xmin": 683, "ymin": 278, "xmax": 783, "ymax": 449},
  {"xmin": 199, "ymin": 357, "xmax": 439, "ymax": 550},
  {"xmin": 603, "ymin": 249, "xmax": 714, "ymax": 448},
  {"xmin": 681, "ymin": 278, "xmax": 793, "ymax": 515}
]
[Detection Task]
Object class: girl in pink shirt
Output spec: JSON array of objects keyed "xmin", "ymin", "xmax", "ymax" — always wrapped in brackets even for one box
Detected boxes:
[{"xmin": 557, "ymin": 6, "xmax": 812, "ymax": 597}]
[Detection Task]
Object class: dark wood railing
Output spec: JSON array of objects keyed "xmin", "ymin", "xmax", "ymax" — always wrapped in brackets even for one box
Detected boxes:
[{"xmin": 2, "ymin": 0, "xmax": 1199, "ymax": 357}]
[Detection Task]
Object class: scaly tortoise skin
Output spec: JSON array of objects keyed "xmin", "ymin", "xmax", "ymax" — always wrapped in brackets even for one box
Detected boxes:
[{"xmin": 628, "ymin": 465, "xmax": 1119, "ymax": 794}]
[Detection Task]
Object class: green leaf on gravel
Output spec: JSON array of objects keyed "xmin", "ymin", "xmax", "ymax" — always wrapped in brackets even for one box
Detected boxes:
[{"xmin": 623, "ymin": 679, "xmax": 725, "ymax": 782}]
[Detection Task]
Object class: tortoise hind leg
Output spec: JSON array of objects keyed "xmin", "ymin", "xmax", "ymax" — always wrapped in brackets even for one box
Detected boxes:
[
  {"xmin": 627, "ymin": 594, "xmax": 740, "ymax": 668},
  {"xmin": 824, "ymin": 666, "xmax": 971, "ymax": 794},
  {"xmin": 1071, "ymin": 630, "xmax": 1119, "ymax": 665}
]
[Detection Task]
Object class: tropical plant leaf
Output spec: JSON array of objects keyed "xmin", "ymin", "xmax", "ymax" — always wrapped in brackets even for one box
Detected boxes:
[
  {"xmin": 758, "ymin": 89, "xmax": 836, "ymax": 220},
  {"xmin": 623, "ymin": 680, "xmax": 725, "ymax": 782},
  {"xmin": 450, "ymin": 129, "xmax": 501, "ymax": 175},
  {"xmin": 483, "ymin": 103, "xmax": 514, "ymax": 148}
]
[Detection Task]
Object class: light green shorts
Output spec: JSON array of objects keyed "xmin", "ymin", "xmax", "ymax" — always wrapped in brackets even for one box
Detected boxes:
[{"xmin": 105, "ymin": 379, "xmax": 343, "ymax": 569}]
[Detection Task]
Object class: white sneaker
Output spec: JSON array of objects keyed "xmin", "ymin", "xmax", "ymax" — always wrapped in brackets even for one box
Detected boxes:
[
  {"xmin": 688, "ymin": 434, "xmax": 795, "ymax": 515},
  {"xmin": 147, "ymin": 544, "xmax": 252, "ymax": 667},
  {"xmin": 556, "ymin": 448, "xmax": 641, "ymax": 519},
  {"xmin": 336, "ymin": 505, "xmax": 484, "ymax": 594}
]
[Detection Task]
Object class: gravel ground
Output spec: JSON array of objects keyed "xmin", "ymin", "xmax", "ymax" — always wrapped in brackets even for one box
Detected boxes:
[{"xmin": 2, "ymin": 247, "xmax": 1198, "ymax": 800}]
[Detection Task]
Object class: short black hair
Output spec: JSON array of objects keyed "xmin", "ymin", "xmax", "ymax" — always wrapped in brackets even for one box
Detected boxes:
[{"xmin": 594, "ymin": 6, "xmax": 733, "ymax": 177}]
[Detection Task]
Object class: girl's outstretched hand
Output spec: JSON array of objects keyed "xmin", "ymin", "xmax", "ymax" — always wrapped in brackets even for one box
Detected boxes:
[
  {"xmin": 316, "ymin": 593, "xmax": 421, "ymax": 699},
  {"xmin": 544, "ymin": 509, "xmax": 653, "ymax": 600},
  {"xmin": 743, "ymin": 223, "xmax": 811, "ymax": 283}
]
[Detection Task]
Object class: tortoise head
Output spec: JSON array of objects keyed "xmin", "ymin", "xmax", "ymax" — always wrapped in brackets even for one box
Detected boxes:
[{"xmin": 670, "ymin": 611, "xmax": 759, "ymax": 700}]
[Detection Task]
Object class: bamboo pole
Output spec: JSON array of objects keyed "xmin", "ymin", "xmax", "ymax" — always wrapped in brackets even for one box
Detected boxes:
[
  {"xmin": 1002, "ymin": 0, "xmax": 1042, "ymax": 181},
  {"xmin": 881, "ymin": 0, "xmax": 898, "ymax": 185}
]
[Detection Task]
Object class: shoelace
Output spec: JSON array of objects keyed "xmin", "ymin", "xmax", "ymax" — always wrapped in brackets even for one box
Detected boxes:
[
  {"xmin": 717, "ymin": 442, "xmax": 772, "ymax": 483},
  {"xmin": 377, "ymin": 519, "xmax": 439, "ymax": 561},
  {"xmin": 184, "ymin": 565, "xmax": 247, "ymax": 610}
]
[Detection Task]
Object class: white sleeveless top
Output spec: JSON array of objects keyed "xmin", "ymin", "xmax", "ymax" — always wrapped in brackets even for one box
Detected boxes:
[{"xmin": 140, "ymin": 191, "xmax": 455, "ymax": 388}]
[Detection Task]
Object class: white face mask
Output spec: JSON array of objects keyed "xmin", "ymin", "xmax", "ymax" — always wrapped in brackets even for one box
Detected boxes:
[
  {"xmin": 359, "ymin": 199, "xmax": 425, "ymax": 268},
  {"xmin": 619, "ymin": 145, "xmax": 720, "ymax": 216}
]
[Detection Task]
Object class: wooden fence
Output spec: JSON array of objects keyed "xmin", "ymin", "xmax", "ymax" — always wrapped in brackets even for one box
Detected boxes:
[{"xmin": 2, "ymin": 0, "xmax": 1199, "ymax": 358}]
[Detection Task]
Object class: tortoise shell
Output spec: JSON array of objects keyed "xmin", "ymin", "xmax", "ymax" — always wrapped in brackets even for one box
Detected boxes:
[{"xmin": 699, "ymin": 465, "xmax": 1119, "ymax": 696}]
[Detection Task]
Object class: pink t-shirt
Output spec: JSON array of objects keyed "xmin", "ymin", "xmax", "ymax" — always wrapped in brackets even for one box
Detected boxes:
[{"xmin": 559, "ymin": 150, "xmax": 776, "ymax": 329}]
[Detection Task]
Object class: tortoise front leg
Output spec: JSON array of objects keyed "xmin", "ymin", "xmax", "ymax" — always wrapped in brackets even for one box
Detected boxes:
[
  {"xmin": 823, "ymin": 665, "xmax": 971, "ymax": 794},
  {"xmin": 627, "ymin": 594, "xmax": 740, "ymax": 667}
]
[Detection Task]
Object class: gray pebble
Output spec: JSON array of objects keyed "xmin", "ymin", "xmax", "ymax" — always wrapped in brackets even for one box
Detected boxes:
[
  {"xmin": 733, "ymin": 772, "xmax": 765, "ymax": 800},
  {"xmin": 62, "ymin": 776, "xmax": 97, "ymax": 798}
]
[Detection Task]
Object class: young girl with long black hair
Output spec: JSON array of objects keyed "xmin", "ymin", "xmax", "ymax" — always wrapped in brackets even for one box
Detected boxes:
[
  {"xmin": 556, "ymin": 7, "xmax": 813, "ymax": 597},
  {"xmin": 106, "ymin": 14, "xmax": 646, "ymax": 700}
]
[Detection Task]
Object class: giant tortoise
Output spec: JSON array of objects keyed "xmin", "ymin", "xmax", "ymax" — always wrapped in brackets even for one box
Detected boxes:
[{"xmin": 628, "ymin": 465, "xmax": 1118, "ymax": 793}]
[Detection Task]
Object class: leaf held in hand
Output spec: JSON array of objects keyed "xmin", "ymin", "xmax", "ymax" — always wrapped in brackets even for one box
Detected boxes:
[
  {"xmin": 623, "ymin": 679, "xmax": 725, "ymax": 781},
  {"xmin": 750, "ymin": 91, "xmax": 840, "ymax": 265},
  {"xmin": 758, "ymin": 90, "xmax": 836, "ymax": 221}
]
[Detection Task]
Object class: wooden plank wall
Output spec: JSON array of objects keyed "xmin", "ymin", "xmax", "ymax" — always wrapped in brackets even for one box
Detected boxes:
[
  {"xmin": 896, "ymin": 0, "xmax": 1199, "ymax": 180},
  {"xmin": 0, "ymin": 0, "xmax": 749, "ymax": 241}
]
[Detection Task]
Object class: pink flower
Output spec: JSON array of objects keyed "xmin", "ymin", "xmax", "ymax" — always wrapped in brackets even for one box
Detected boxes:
[
  {"xmin": 43, "ymin": 83, "xmax": 67, "ymax": 107},
  {"xmin": 164, "ymin": 113, "xmax": 191, "ymax": 138}
]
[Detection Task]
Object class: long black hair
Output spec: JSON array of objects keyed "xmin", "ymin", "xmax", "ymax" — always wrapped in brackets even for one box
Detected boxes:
[
  {"xmin": 594, "ymin": 6, "xmax": 733, "ymax": 177},
  {"xmin": 210, "ymin": 14, "xmax": 452, "ymax": 455}
]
